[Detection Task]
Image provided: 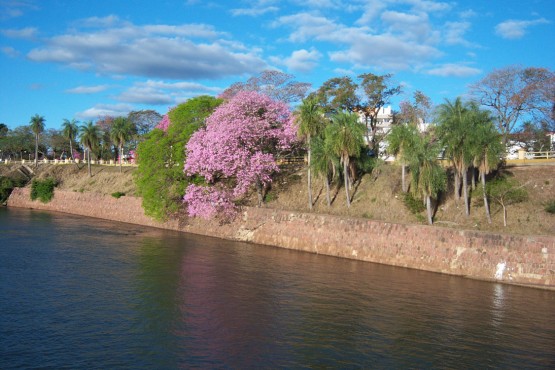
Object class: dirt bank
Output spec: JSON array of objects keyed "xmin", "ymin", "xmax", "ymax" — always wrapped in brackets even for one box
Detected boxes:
[{"xmin": 1, "ymin": 161, "xmax": 553, "ymax": 236}]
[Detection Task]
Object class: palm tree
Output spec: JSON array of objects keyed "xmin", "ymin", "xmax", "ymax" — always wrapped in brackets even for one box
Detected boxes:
[
  {"xmin": 325, "ymin": 111, "xmax": 365, "ymax": 207},
  {"xmin": 295, "ymin": 96, "xmax": 326, "ymax": 210},
  {"xmin": 409, "ymin": 135, "xmax": 446, "ymax": 225},
  {"xmin": 110, "ymin": 117, "xmax": 135, "ymax": 172},
  {"xmin": 79, "ymin": 121, "xmax": 100, "ymax": 177},
  {"xmin": 62, "ymin": 118, "xmax": 79, "ymax": 160},
  {"xmin": 387, "ymin": 123, "xmax": 420, "ymax": 192},
  {"xmin": 471, "ymin": 118, "xmax": 504, "ymax": 223},
  {"xmin": 311, "ymin": 136, "xmax": 340, "ymax": 207},
  {"xmin": 29, "ymin": 114, "xmax": 45, "ymax": 167},
  {"xmin": 435, "ymin": 98, "xmax": 475, "ymax": 216}
]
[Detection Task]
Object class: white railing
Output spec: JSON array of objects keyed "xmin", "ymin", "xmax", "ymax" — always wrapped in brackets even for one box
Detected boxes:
[
  {"xmin": 0, "ymin": 158, "xmax": 137, "ymax": 166},
  {"xmin": 514, "ymin": 150, "xmax": 555, "ymax": 160}
]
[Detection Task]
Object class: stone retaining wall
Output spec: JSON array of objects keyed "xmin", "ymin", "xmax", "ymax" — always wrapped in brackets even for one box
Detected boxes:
[{"xmin": 7, "ymin": 188, "xmax": 555, "ymax": 289}]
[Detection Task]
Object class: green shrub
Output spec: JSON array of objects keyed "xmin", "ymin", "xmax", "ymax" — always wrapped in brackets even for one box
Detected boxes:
[
  {"xmin": 545, "ymin": 200, "xmax": 555, "ymax": 214},
  {"xmin": 111, "ymin": 191, "xmax": 126, "ymax": 199},
  {"xmin": 264, "ymin": 191, "xmax": 277, "ymax": 203},
  {"xmin": 134, "ymin": 96, "xmax": 222, "ymax": 221},
  {"xmin": 30, "ymin": 177, "xmax": 56, "ymax": 203},
  {"xmin": 402, "ymin": 192, "xmax": 425, "ymax": 214},
  {"xmin": 0, "ymin": 176, "xmax": 14, "ymax": 204}
]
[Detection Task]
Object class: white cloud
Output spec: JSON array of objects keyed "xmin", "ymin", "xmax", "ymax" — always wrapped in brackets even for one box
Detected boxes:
[
  {"xmin": 231, "ymin": 6, "xmax": 279, "ymax": 16},
  {"xmin": 1, "ymin": 46, "xmax": 19, "ymax": 57},
  {"xmin": 1, "ymin": 27, "xmax": 37, "ymax": 39},
  {"xmin": 25, "ymin": 18, "xmax": 267, "ymax": 80},
  {"xmin": 459, "ymin": 9, "xmax": 477, "ymax": 19},
  {"xmin": 0, "ymin": 0, "xmax": 39, "ymax": 20},
  {"xmin": 444, "ymin": 21, "xmax": 476, "ymax": 47},
  {"xmin": 276, "ymin": 9, "xmax": 444, "ymax": 71},
  {"xmin": 356, "ymin": 0, "xmax": 387, "ymax": 26},
  {"xmin": 275, "ymin": 13, "xmax": 339, "ymax": 43},
  {"xmin": 409, "ymin": 0, "xmax": 451, "ymax": 13},
  {"xmin": 65, "ymin": 85, "xmax": 109, "ymax": 94},
  {"xmin": 272, "ymin": 48, "xmax": 322, "ymax": 73},
  {"xmin": 426, "ymin": 63, "xmax": 481, "ymax": 77},
  {"xmin": 115, "ymin": 80, "xmax": 221, "ymax": 105},
  {"xmin": 381, "ymin": 11, "xmax": 439, "ymax": 44},
  {"xmin": 76, "ymin": 103, "xmax": 133, "ymax": 120},
  {"xmin": 292, "ymin": 0, "xmax": 342, "ymax": 8},
  {"xmin": 77, "ymin": 15, "xmax": 120, "ymax": 28},
  {"xmin": 495, "ymin": 18, "xmax": 550, "ymax": 39}
]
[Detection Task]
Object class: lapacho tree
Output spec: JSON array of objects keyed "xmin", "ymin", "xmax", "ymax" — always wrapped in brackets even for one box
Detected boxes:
[{"xmin": 184, "ymin": 91, "xmax": 298, "ymax": 219}]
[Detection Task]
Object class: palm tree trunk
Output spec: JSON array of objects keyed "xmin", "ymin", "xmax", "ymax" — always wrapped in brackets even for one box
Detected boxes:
[
  {"xmin": 426, "ymin": 195, "xmax": 433, "ymax": 225},
  {"xmin": 481, "ymin": 172, "xmax": 492, "ymax": 224},
  {"xmin": 34, "ymin": 134, "xmax": 39, "ymax": 168},
  {"xmin": 87, "ymin": 149, "xmax": 92, "ymax": 177},
  {"xmin": 119, "ymin": 145, "xmax": 123, "ymax": 173},
  {"xmin": 325, "ymin": 176, "xmax": 331, "ymax": 207},
  {"xmin": 69, "ymin": 140, "xmax": 74, "ymax": 160},
  {"xmin": 454, "ymin": 171, "xmax": 460, "ymax": 201},
  {"xmin": 502, "ymin": 204, "xmax": 507, "ymax": 227},
  {"xmin": 471, "ymin": 167, "xmax": 476, "ymax": 190},
  {"xmin": 307, "ymin": 141, "xmax": 312, "ymax": 210},
  {"xmin": 462, "ymin": 168, "xmax": 469, "ymax": 216},
  {"xmin": 343, "ymin": 157, "xmax": 350, "ymax": 207}
]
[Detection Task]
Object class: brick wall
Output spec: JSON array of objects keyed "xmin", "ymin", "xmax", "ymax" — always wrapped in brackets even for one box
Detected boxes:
[{"xmin": 8, "ymin": 188, "xmax": 554, "ymax": 288}]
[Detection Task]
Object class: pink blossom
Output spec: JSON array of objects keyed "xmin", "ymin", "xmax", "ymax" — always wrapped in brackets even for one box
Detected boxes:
[
  {"xmin": 155, "ymin": 114, "xmax": 170, "ymax": 132},
  {"xmin": 184, "ymin": 91, "xmax": 299, "ymax": 218},
  {"xmin": 183, "ymin": 184, "xmax": 237, "ymax": 220}
]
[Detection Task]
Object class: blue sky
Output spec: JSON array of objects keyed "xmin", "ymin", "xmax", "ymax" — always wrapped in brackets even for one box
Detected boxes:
[{"xmin": 1, "ymin": 0, "xmax": 554, "ymax": 130}]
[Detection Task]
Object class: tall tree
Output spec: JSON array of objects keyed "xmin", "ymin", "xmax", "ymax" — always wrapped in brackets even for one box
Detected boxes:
[
  {"xmin": 397, "ymin": 90, "xmax": 433, "ymax": 129},
  {"xmin": 110, "ymin": 117, "xmax": 136, "ymax": 172},
  {"xmin": 357, "ymin": 73, "xmax": 402, "ymax": 149},
  {"xmin": 135, "ymin": 96, "xmax": 222, "ymax": 221},
  {"xmin": 29, "ymin": 114, "xmax": 45, "ymax": 167},
  {"xmin": 312, "ymin": 76, "xmax": 359, "ymax": 114},
  {"xmin": 62, "ymin": 118, "xmax": 79, "ymax": 160},
  {"xmin": 294, "ymin": 96, "xmax": 326, "ymax": 210},
  {"xmin": 127, "ymin": 110, "xmax": 163, "ymax": 137},
  {"xmin": 409, "ymin": 135, "xmax": 446, "ymax": 225},
  {"xmin": 220, "ymin": 70, "xmax": 311, "ymax": 103},
  {"xmin": 471, "ymin": 118, "xmax": 504, "ymax": 223},
  {"xmin": 0, "ymin": 123, "xmax": 8, "ymax": 138},
  {"xmin": 184, "ymin": 91, "xmax": 298, "ymax": 219},
  {"xmin": 387, "ymin": 123, "xmax": 420, "ymax": 192},
  {"xmin": 310, "ymin": 136, "xmax": 339, "ymax": 207},
  {"xmin": 79, "ymin": 121, "xmax": 100, "ymax": 177},
  {"xmin": 43, "ymin": 128, "xmax": 67, "ymax": 159},
  {"xmin": 325, "ymin": 111, "xmax": 366, "ymax": 208},
  {"xmin": 435, "ymin": 98, "xmax": 476, "ymax": 216},
  {"xmin": 470, "ymin": 65, "xmax": 555, "ymax": 147}
]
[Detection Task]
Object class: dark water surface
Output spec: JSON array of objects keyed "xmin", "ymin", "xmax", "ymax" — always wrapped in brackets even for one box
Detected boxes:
[{"xmin": 1, "ymin": 207, "xmax": 554, "ymax": 369}]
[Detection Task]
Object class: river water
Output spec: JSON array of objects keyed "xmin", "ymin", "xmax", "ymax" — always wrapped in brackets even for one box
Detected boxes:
[{"xmin": 1, "ymin": 207, "xmax": 554, "ymax": 369}]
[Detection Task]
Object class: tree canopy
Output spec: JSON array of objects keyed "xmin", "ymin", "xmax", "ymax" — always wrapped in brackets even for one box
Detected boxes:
[
  {"xmin": 219, "ymin": 70, "xmax": 311, "ymax": 103},
  {"xmin": 184, "ymin": 91, "xmax": 298, "ymax": 219},
  {"xmin": 134, "ymin": 95, "xmax": 222, "ymax": 221}
]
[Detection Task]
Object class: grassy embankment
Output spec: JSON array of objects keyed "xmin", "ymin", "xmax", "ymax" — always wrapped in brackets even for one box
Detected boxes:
[{"xmin": 1, "ymin": 161, "xmax": 554, "ymax": 236}]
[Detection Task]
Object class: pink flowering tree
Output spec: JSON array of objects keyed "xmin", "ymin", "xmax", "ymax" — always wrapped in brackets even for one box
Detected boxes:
[
  {"xmin": 184, "ymin": 91, "xmax": 298, "ymax": 219},
  {"xmin": 155, "ymin": 114, "xmax": 170, "ymax": 132}
]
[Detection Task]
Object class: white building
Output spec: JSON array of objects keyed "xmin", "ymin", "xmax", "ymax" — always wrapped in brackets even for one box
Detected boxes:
[{"xmin": 357, "ymin": 106, "xmax": 430, "ymax": 160}]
